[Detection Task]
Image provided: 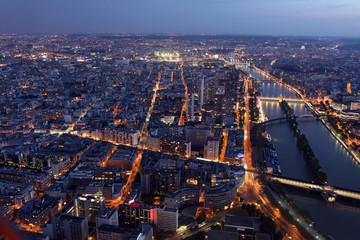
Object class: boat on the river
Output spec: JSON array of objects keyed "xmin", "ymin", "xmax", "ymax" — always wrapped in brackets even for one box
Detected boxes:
[
  {"xmin": 263, "ymin": 135, "xmax": 281, "ymax": 175},
  {"xmin": 321, "ymin": 186, "xmax": 337, "ymax": 202},
  {"xmin": 322, "ymin": 191, "xmax": 337, "ymax": 202}
]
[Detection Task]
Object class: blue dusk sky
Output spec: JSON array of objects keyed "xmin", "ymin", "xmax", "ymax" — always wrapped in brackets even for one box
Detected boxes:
[{"xmin": 1, "ymin": 0, "xmax": 360, "ymax": 37}]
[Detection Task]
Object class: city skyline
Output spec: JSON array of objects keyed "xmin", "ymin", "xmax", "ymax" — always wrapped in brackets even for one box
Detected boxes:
[
  {"xmin": 1, "ymin": 0, "xmax": 360, "ymax": 37},
  {"xmin": 1, "ymin": 1, "xmax": 360, "ymax": 239}
]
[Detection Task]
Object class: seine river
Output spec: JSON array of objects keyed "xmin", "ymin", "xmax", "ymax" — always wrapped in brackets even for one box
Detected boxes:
[{"xmin": 242, "ymin": 65, "xmax": 360, "ymax": 240}]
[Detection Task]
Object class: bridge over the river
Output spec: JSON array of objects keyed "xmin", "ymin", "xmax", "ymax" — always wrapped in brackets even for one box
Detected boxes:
[
  {"xmin": 258, "ymin": 96, "xmax": 305, "ymax": 103},
  {"xmin": 255, "ymin": 114, "xmax": 326, "ymax": 127},
  {"xmin": 271, "ymin": 175, "xmax": 360, "ymax": 201},
  {"xmin": 246, "ymin": 169, "xmax": 360, "ymax": 202}
]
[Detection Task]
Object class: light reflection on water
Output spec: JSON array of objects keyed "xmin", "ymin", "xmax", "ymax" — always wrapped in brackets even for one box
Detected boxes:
[
  {"xmin": 255, "ymin": 72, "xmax": 360, "ymax": 239},
  {"xmin": 260, "ymin": 86, "xmax": 360, "ymax": 190}
]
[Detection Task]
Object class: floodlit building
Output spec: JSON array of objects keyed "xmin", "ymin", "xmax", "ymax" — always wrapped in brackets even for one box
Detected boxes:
[{"xmin": 74, "ymin": 194, "xmax": 106, "ymax": 222}]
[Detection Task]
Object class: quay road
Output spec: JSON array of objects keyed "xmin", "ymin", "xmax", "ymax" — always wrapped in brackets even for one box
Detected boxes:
[
  {"xmin": 241, "ymin": 170, "xmax": 323, "ymax": 240},
  {"xmin": 237, "ymin": 68, "xmax": 321, "ymax": 240},
  {"xmin": 241, "ymin": 169, "xmax": 307, "ymax": 239},
  {"xmin": 265, "ymin": 188, "xmax": 325, "ymax": 240},
  {"xmin": 109, "ymin": 66, "xmax": 164, "ymax": 207}
]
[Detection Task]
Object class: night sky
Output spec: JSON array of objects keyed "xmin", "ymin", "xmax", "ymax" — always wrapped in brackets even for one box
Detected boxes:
[{"xmin": 1, "ymin": 0, "xmax": 360, "ymax": 37}]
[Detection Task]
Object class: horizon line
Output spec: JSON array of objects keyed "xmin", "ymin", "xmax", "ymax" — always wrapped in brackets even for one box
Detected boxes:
[{"xmin": 1, "ymin": 32, "xmax": 360, "ymax": 39}]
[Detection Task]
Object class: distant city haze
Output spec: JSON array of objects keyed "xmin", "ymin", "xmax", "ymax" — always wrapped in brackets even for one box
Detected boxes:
[{"xmin": 1, "ymin": 0, "xmax": 360, "ymax": 37}]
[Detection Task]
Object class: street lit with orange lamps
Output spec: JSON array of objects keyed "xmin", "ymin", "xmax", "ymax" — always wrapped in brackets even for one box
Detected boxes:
[
  {"xmin": 178, "ymin": 67, "xmax": 188, "ymax": 126},
  {"xmin": 113, "ymin": 102, "xmax": 120, "ymax": 117},
  {"xmin": 109, "ymin": 149, "xmax": 144, "ymax": 207},
  {"xmin": 234, "ymin": 66, "xmax": 324, "ymax": 240},
  {"xmin": 244, "ymin": 76, "xmax": 253, "ymax": 169},
  {"xmin": 110, "ymin": 66, "xmax": 164, "ymax": 207},
  {"xmin": 219, "ymin": 131, "xmax": 228, "ymax": 162},
  {"xmin": 139, "ymin": 66, "xmax": 164, "ymax": 146},
  {"xmin": 238, "ymin": 74, "xmax": 296, "ymax": 238}
]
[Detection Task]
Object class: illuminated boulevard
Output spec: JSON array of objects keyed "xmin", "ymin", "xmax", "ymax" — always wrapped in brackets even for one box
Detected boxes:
[
  {"xmin": 178, "ymin": 67, "xmax": 188, "ymax": 126},
  {"xmin": 241, "ymin": 73, "xmax": 300, "ymax": 238},
  {"xmin": 109, "ymin": 66, "xmax": 164, "ymax": 207}
]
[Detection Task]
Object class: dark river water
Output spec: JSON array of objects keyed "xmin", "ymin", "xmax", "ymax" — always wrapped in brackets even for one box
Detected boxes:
[{"xmin": 242, "ymin": 65, "xmax": 360, "ymax": 240}]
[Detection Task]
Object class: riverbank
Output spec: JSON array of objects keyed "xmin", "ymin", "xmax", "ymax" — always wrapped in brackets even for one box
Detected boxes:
[
  {"xmin": 252, "ymin": 124, "xmax": 325, "ymax": 240},
  {"xmin": 300, "ymin": 98, "xmax": 360, "ymax": 165},
  {"xmin": 254, "ymin": 64, "xmax": 360, "ymax": 166},
  {"xmin": 254, "ymin": 66, "xmax": 304, "ymax": 98},
  {"xmin": 263, "ymin": 187, "xmax": 326, "ymax": 240},
  {"xmin": 245, "ymin": 62, "xmax": 360, "ymax": 239},
  {"xmin": 320, "ymin": 118, "xmax": 360, "ymax": 164}
]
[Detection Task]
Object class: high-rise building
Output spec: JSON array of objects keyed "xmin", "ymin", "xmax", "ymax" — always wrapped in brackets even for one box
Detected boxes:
[
  {"xmin": 204, "ymin": 137, "xmax": 220, "ymax": 161},
  {"xmin": 96, "ymin": 207, "xmax": 119, "ymax": 239},
  {"xmin": 186, "ymin": 92, "xmax": 195, "ymax": 120},
  {"xmin": 200, "ymin": 76, "xmax": 204, "ymax": 107},
  {"xmin": 202, "ymin": 75, "xmax": 218, "ymax": 105},
  {"xmin": 74, "ymin": 195, "xmax": 106, "ymax": 222},
  {"xmin": 214, "ymin": 94, "xmax": 234, "ymax": 116},
  {"xmin": 97, "ymin": 224, "xmax": 153, "ymax": 240},
  {"xmin": 145, "ymin": 136, "xmax": 161, "ymax": 151},
  {"xmin": 96, "ymin": 207, "xmax": 119, "ymax": 229},
  {"xmin": 185, "ymin": 127, "xmax": 211, "ymax": 150},
  {"xmin": 43, "ymin": 198, "xmax": 89, "ymax": 240},
  {"xmin": 155, "ymin": 207, "xmax": 179, "ymax": 232},
  {"xmin": 159, "ymin": 137, "xmax": 191, "ymax": 158},
  {"xmin": 43, "ymin": 213, "xmax": 89, "ymax": 240},
  {"xmin": 141, "ymin": 168, "xmax": 182, "ymax": 194},
  {"xmin": 123, "ymin": 202, "xmax": 162, "ymax": 226},
  {"xmin": 123, "ymin": 201, "xmax": 178, "ymax": 233}
]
